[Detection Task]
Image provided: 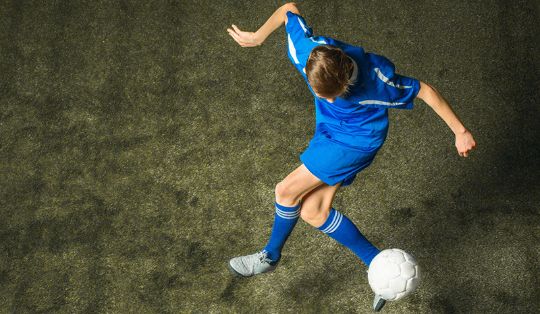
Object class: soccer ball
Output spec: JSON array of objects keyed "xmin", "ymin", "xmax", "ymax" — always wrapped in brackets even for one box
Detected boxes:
[{"xmin": 368, "ymin": 248, "xmax": 420, "ymax": 301}]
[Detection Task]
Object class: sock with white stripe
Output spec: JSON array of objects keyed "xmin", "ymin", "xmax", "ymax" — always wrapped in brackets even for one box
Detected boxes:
[
  {"xmin": 262, "ymin": 202, "xmax": 301, "ymax": 263},
  {"xmin": 317, "ymin": 208, "xmax": 380, "ymax": 266}
]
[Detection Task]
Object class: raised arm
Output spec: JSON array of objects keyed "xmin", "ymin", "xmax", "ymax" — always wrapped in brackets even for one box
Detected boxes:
[
  {"xmin": 416, "ymin": 81, "xmax": 477, "ymax": 157},
  {"xmin": 227, "ymin": 3, "xmax": 300, "ymax": 47}
]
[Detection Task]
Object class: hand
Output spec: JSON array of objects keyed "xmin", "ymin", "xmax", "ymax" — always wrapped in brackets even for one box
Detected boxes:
[
  {"xmin": 227, "ymin": 24, "xmax": 261, "ymax": 47},
  {"xmin": 455, "ymin": 130, "xmax": 476, "ymax": 157}
]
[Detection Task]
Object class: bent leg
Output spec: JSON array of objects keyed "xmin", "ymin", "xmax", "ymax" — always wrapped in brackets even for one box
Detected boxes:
[
  {"xmin": 262, "ymin": 164, "xmax": 325, "ymax": 262},
  {"xmin": 299, "ymin": 182, "xmax": 341, "ymax": 227},
  {"xmin": 300, "ymin": 182, "xmax": 381, "ymax": 267},
  {"xmin": 275, "ymin": 164, "xmax": 325, "ymax": 207}
]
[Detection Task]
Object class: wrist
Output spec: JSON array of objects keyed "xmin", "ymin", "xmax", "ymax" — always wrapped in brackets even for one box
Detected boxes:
[
  {"xmin": 253, "ymin": 30, "xmax": 265, "ymax": 45},
  {"xmin": 454, "ymin": 126, "xmax": 468, "ymax": 135}
]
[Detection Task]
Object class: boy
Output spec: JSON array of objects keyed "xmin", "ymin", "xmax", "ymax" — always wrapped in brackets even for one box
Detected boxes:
[{"xmin": 226, "ymin": 3, "xmax": 476, "ymax": 311}]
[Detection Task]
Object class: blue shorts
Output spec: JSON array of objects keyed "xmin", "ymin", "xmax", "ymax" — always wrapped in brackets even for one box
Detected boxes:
[{"xmin": 300, "ymin": 132, "xmax": 380, "ymax": 187}]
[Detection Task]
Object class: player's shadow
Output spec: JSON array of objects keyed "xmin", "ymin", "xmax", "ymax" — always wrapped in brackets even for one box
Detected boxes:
[
  {"xmin": 279, "ymin": 247, "xmax": 371, "ymax": 310},
  {"xmin": 392, "ymin": 1, "xmax": 540, "ymax": 312}
]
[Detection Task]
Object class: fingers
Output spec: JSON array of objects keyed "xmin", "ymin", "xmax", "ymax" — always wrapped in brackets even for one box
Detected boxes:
[
  {"xmin": 228, "ymin": 25, "xmax": 242, "ymax": 40},
  {"xmin": 232, "ymin": 24, "xmax": 242, "ymax": 34},
  {"xmin": 227, "ymin": 28, "xmax": 242, "ymax": 43},
  {"xmin": 227, "ymin": 26, "xmax": 254, "ymax": 47},
  {"xmin": 458, "ymin": 148, "xmax": 473, "ymax": 157},
  {"xmin": 457, "ymin": 140, "xmax": 477, "ymax": 157},
  {"xmin": 456, "ymin": 132, "xmax": 477, "ymax": 158},
  {"xmin": 227, "ymin": 24, "xmax": 259, "ymax": 47}
]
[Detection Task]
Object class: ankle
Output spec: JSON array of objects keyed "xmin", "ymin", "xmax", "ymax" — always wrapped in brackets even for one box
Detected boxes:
[{"xmin": 263, "ymin": 249, "xmax": 281, "ymax": 263}]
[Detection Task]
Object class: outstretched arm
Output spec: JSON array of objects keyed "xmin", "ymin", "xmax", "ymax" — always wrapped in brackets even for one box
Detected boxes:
[
  {"xmin": 227, "ymin": 3, "xmax": 300, "ymax": 47},
  {"xmin": 416, "ymin": 81, "xmax": 477, "ymax": 157}
]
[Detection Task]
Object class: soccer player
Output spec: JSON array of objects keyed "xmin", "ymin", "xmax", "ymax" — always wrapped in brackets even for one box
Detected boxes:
[{"xmin": 226, "ymin": 3, "xmax": 476, "ymax": 311}]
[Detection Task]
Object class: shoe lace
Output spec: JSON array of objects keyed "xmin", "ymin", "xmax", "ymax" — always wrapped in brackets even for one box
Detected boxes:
[{"xmin": 257, "ymin": 251, "xmax": 274, "ymax": 264}]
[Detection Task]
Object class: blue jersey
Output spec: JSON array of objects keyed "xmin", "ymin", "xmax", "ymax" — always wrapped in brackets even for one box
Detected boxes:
[{"xmin": 285, "ymin": 11, "xmax": 421, "ymax": 150}]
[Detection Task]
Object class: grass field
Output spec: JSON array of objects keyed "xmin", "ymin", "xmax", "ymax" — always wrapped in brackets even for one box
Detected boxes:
[{"xmin": 1, "ymin": 0, "xmax": 539, "ymax": 313}]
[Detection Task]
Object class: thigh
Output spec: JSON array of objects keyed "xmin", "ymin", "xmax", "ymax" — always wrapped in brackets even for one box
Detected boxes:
[
  {"xmin": 278, "ymin": 164, "xmax": 325, "ymax": 202},
  {"xmin": 300, "ymin": 181, "xmax": 341, "ymax": 214}
]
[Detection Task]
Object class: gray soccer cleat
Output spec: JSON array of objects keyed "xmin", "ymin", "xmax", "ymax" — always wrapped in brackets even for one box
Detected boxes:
[
  {"xmin": 373, "ymin": 294, "xmax": 386, "ymax": 312},
  {"xmin": 228, "ymin": 251, "xmax": 279, "ymax": 277}
]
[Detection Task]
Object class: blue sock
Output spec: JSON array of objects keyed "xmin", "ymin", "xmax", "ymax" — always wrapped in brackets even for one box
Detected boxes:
[
  {"xmin": 317, "ymin": 208, "xmax": 381, "ymax": 266},
  {"xmin": 262, "ymin": 202, "xmax": 301, "ymax": 263}
]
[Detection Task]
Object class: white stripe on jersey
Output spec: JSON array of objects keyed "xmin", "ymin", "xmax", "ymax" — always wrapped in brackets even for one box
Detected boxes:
[
  {"xmin": 358, "ymin": 100, "xmax": 407, "ymax": 107},
  {"xmin": 296, "ymin": 16, "xmax": 326, "ymax": 44},
  {"xmin": 288, "ymin": 34, "xmax": 300, "ymax": 64},
  {"xmin": 297, "ymin": 16, "xmax": 308, "ymax": 33},
  {"xmin": 374, "ymin": 68, "xmax": 413, "ymax": 89},
  {"xmin": 310, "ymin": 38, "xmax": 327, "ymax": 44}
]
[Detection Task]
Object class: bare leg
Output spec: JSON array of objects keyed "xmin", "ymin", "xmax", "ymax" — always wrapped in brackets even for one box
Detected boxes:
[
  {"xmin": 300, "ymin": 180, "xmax": 381, "ymax": 267},
  {"xmin": 259, "ymin": 164, "xmax": 327, "ymax": 261},
  {"xmin": 299, "ymin": 182, "xmax": 342, "ymax": 227},
  {"xmin": 274, "ymin": 164, "xmax": 326, "ymax": 207}
]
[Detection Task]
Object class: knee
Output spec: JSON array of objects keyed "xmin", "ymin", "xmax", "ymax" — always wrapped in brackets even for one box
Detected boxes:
[{"xmin": 275, "ymin": 181, "xmax": 300, "ymax": 205}]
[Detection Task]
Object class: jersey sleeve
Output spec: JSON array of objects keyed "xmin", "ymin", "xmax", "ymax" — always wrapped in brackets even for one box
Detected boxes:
[
  {"xmin": 358, "ymin": 53, "xmax": 421, "ymax": 110},
  {"xmin": 285, "ymin": 11, "xmax": 319, "ymax": 74}
]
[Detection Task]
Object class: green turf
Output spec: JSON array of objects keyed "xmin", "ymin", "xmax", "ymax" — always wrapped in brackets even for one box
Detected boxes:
[{"xmin": 1, "ymin": 0, "xmax": 539, "ymax": 313}]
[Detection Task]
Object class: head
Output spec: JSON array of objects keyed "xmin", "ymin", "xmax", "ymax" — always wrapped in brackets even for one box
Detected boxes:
[{"xmin": 306, "ymin": 45, "xmax": 355, "ymax": 102}]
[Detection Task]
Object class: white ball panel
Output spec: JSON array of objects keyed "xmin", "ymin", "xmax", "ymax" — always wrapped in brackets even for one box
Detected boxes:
[
  {"xmin": 380, "ymin": 288, "xmax": 397, "ymax": 301},
  {"xmin": 388, "ymin": 251, "xmax": 406, "ymax": 264},
  {"xmin": 395, "ymin": 291, "xmax": 407, "ymax": 300},
  {"xmin": 400, "ymin": 261, "xmax": 416, "ymax": 279},
  {"xmin": 371, "ymin": 276, "xmax": 389, "ymax": 289},
  {"xmin": 380, "ymin": 250, "xmax": 392, "ymax": 258},
  {"xmin": 406, "ymin": 277, "xmax": 420, "ymax": 291},
  {"xmin": 404, "ymin": 253, "xmax": 417, "ymax": 264},
  {"xmin": 386, "ymin": 263, "xmax": 401, "ymax": 279},
  {"xmin": 389, "ymin": 277, "xmax": 407, "ymax": 293}
]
